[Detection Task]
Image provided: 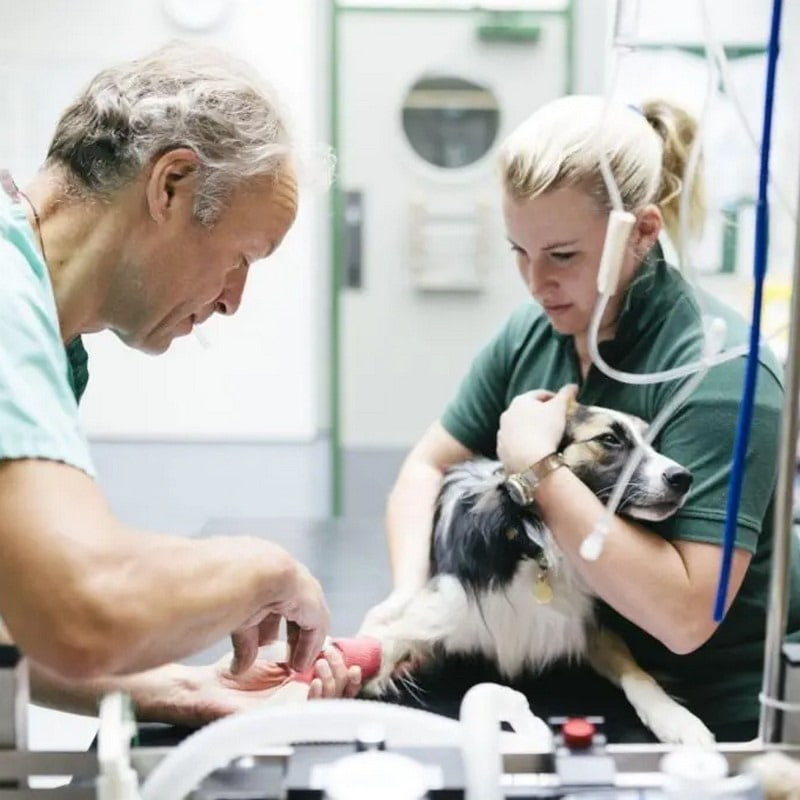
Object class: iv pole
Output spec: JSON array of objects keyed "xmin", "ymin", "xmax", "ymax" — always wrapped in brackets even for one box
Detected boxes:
[{"xmin": 759, "ymin": 154, "xmax": 800, "ymax": 743}]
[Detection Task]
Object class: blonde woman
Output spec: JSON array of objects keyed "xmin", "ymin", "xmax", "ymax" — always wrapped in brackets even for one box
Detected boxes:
[{"xmin": 365, "ymin": 95, "xmax": 800, "ymax": 742}]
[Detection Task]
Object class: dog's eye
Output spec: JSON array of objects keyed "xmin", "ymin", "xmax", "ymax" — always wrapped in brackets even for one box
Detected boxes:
[{"xmin": 596, "ymin": 433, "xmax": 622, "ymax": 449}]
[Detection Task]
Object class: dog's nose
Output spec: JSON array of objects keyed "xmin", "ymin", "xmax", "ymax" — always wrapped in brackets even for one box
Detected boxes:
[{"xmin": 662, "ymin": 466, "xmax": 693, "ymax": 494}]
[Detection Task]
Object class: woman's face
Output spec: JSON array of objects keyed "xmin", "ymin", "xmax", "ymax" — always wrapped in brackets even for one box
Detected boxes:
[{"xmin": 503, "ymin": 185, "xmax": 640, "ymax": 338}]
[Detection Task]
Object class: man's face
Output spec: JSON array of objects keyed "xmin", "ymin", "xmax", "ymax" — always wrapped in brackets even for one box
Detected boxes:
[{"xmin": 111, "ymin": 165, "xmax": 298, "ymax": 354}]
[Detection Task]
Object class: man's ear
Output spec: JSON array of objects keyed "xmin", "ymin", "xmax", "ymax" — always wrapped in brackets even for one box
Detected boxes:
[{"xmin": 145, "ymin": 147, "xmax": 201, "ymax": 223}]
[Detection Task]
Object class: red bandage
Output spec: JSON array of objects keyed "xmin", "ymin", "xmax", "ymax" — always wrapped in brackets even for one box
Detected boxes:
[{"xmin": 291, "ymin": 636, "xmax": 382, "ymax": 684}]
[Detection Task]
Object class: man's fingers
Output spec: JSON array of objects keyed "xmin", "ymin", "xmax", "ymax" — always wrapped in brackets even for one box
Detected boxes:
[
  {"xmin": 258, "ymin": 613, "xmax": 282, "ymax": 645},
  {"xmin": 287, "ymin": 623, "xmax": 324, "ymax": 672},
  {"xmin": 286, "ymin": 621, "xmax": 300, "ymax": 663},
  {"xmin": 230, "ymin": 629, "xmax": 258, "ymax": 675}
]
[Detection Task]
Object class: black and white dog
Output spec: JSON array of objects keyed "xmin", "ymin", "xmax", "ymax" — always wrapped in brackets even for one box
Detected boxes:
[{"xmin": 360, "ymin": 402, "xmax": 714, "ymax": 745}]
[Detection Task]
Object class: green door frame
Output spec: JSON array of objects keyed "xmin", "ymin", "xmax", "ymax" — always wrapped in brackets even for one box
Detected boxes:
[{"xmin": 328, "ymin": 1, "xmax": 576, "ymax": 516}]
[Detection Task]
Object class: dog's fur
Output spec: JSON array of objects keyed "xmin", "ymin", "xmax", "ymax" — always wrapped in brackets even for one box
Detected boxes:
[{"xmin": 360, "ymin": 402, "xmax": 714, "ymax": 745}]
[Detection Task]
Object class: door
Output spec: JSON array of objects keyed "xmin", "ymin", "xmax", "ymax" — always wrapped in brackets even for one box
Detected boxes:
[{"xmin": 334, "ymin": 4, "xmax": 572, "ymax": 513}]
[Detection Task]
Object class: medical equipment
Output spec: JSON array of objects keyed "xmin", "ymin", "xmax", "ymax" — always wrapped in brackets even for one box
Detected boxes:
[
  {"xmin": 580, "ymin": 0, "xmax": 800, "ymax": 747},
  {"xmin": 0, "ymin": 512, "xmax": 798, "ymax": 800},
  {"xmin": 584, "ymin": 0, "xmax": 784, "ymax": 561},
  {"xmin": 0, "ymin": 650, "xmax": 799, "ymax": 799},
  {"xmin": 582, "ymin": 0, "xmax": 788, "ymax": 607}
]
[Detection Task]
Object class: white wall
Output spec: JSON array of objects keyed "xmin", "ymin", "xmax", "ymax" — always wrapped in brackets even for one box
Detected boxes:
[{"xmin": 0, "ymin": 0, "xmax": 328, "ymax": 441}]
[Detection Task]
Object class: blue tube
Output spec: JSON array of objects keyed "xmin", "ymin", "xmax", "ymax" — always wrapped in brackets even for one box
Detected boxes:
[{"xmin": 714, "ymin": 0, "xmax": 783, "ymax": 622}]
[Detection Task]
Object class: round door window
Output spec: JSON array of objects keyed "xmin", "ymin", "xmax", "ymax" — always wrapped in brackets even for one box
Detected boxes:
[{"xmin": 401, "ymin": 76, "xmax": 500, "ymax": 169}]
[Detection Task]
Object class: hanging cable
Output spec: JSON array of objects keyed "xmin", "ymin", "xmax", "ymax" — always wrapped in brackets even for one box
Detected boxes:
[{"xmin": 713, "ymin": 0, "xmax": 784, "ymax": 622}]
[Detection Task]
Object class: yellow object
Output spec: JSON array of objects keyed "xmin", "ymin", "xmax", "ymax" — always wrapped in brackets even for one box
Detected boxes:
[{"xmin": 533, "ymin": 572, "xmax": 553, "ymax": 605}]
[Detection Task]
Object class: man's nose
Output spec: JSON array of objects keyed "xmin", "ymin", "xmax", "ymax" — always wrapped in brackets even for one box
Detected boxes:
[{"xmin": 215, "ymin": 265, "xmax": 249, "ymax": 316}]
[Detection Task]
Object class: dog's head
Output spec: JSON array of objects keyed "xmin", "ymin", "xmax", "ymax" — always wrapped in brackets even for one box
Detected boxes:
[{"xmin": 559, "ymin": 401, "xmax": 692, "ymax": 522}]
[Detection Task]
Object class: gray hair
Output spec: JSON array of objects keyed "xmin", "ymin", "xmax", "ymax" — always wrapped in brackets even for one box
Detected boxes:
[
  {"xmin": 46, "ymin": 41, "xmax": 292, "ymax": 224},
  {"xmin": 499, "ymin": 95, "xmax": 705, "ymax": 244}
]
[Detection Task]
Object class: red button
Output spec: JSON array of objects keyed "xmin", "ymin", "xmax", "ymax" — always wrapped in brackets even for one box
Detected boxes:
[{"xmin": 562, "ymin": 717, "xmax": 596, "ymax": 748}]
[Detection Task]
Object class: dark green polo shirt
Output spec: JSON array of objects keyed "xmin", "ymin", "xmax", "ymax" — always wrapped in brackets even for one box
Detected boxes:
[{"xmin": 441, "ymin": 246, "xmax": 800, "ymax": 729}]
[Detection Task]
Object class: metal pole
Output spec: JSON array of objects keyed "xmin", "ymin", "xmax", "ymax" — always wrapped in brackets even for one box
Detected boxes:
[{"xmin": 759, "ymin": 162, "xmax": 800, "ymax": 742}]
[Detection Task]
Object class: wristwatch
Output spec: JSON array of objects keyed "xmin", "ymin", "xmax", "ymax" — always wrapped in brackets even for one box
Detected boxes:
[{"xmin": 504, "ymin": 452, "xmax": 566, "ymax": 507}]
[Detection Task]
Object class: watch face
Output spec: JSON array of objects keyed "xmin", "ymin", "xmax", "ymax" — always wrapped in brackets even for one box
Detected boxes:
[{"xmin": 506, "ymin": 476, "xmax": 532, "ymax": 506}]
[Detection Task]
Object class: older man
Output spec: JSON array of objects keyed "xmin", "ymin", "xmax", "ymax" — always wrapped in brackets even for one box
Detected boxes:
[{"xmin": 0, "ymin": 41, "xmax": 359, "ymax": 725}]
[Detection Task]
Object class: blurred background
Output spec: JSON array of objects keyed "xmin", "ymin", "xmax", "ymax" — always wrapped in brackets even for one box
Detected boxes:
[
  {"xmin": 2, "ymin": 0, "xmax": 798, "ymax": 528},
  {"xmin": 1, "ymin": 0, "xmax": 799, "ymax": 757}
]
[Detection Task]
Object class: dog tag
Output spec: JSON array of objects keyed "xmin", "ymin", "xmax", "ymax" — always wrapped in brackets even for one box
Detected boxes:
[{"xmin": 533, "ymin": 572, "xmax": 553, "ymax": 604}]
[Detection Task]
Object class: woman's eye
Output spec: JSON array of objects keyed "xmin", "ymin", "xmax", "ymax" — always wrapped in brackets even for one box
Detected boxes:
[{"xmin": 551, "ymin": 251, "xmax": 577, "ymax": 262}]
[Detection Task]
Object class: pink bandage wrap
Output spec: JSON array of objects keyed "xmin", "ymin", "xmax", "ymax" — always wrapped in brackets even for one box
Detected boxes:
[{"xmin": 291, "ymin": 636, "xmax": 382, "ymax": 684}]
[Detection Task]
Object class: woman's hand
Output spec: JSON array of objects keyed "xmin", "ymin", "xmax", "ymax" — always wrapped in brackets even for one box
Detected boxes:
[{"xmin": 497, "ymin": 384, "xmax": 577, "ymax": 473}]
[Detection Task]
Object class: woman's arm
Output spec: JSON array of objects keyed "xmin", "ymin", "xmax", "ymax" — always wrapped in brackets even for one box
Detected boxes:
[
  {"xmin": 534, "ymin": 469, "xmax": 750, "ymax": 653},
  {"xmin": 496, "ymin": 387, "xmax": 751, "ymax": 653},
  {"xmin": 386, "ymin": 421, "xmax": 475, "ymax": 594}
]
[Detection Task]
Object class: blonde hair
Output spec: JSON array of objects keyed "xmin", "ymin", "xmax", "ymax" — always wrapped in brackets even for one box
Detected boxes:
[
  {"xmin": 499, "ymin": 95, "xmax": 705, "ymax": 244},
  {"xmin": 46, "ymin": 41, "xmax": 292, "ymax": 225}
]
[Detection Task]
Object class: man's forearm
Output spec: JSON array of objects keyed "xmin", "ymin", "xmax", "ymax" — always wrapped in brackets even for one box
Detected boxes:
[
  {"xmin": 0, "ymin": 460, "xmax": 301, "ymax": 681},
  {"xmin": 29, "ymin": 661, "xmax": 188, "ymax": 720},
  {"xmin": 80, "ymin": 529, "xmax": 297, "ymax": 676},
  {"xmin": 1, "ymin": 622, "xmax": 189, "ymax": 722}
]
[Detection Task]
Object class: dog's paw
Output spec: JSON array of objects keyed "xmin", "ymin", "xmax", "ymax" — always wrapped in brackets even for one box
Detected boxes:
[
  {"xmin": 360, "ymin": 632, "xmax": 432, "ymax": 701},
  {"xmin": 360, "ymin": 638, "xmax": 414, "ymax": 698},
  {"xmin": 639, "ymin": 702, "xmax": 715, "ymax": 746},
  {"xmin": 361, "ymin": 671, "xmax": 397, "ymax": 699}
]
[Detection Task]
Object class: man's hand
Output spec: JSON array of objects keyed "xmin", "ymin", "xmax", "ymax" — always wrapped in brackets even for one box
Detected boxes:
[
  {"xmin": 135, "ymin": 647, "xmax": 362, "ymax": 727},
  {"xmin": 231, "ymin": 558, "xmax": 330, "ymax": 676},
  {"xmin": 497, "ymin": 384, "xmax": 577, "ymax": 474}
]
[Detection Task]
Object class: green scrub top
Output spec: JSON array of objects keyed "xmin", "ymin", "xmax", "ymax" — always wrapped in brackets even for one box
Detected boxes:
[{"xmin": 0, "ymin": 172, "xmax": 94, "ymax": 477}]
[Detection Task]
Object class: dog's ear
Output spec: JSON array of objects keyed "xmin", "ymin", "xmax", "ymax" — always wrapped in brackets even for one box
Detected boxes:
[
  {"xmin": 560, "ymin": 397, "xmax": 583, "ymax": 451},
  {"xmin": 566, "ymin": 395, "xmax": 580, "ymax": 418}
]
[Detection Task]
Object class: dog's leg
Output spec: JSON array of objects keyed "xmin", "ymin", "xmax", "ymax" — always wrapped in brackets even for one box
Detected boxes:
[
  {"xmin": 359, "ymin": 575, "xmax": 471, "ymax": 698},
  {"xmin": 586, "ymin": 627, "xmax": 715, "ymax": 746}
]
